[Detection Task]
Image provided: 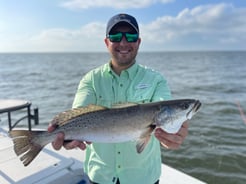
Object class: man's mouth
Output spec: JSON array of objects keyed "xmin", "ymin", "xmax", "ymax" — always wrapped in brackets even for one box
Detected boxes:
[{"xmin": 117, "ymin": 49, "xmax": 131, "ymax": 54}]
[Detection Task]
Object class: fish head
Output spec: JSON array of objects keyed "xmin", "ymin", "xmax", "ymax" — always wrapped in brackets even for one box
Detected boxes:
[{"xmin": 155, "ymin": 99, "xmax": 201, "ymax": 134}]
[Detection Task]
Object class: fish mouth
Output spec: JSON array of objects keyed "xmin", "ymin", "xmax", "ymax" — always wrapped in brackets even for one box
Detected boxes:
[
  {"xmin": 193, "ymin": 100, "xmax": 202, "ymax": 112},
  {"xmin": 187, "ymin": 100, "xmax": 202, "ymax": 119}
]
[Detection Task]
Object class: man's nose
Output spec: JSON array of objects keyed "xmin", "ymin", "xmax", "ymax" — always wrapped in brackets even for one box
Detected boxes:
[{"xmin": 119, "ymin": 36, "xmax": 128, "ymax": 44}]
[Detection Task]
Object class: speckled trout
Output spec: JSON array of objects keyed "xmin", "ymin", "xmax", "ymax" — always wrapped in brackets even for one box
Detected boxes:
[{"xmin": 9, "ymin": 99, "xmax": 201, "ymax": 166}]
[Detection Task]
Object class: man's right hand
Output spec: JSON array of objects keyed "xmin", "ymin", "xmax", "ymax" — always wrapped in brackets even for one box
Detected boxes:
[{"xmin": 47, "ymin": 124, "xmax": 88, "ymax": 151}]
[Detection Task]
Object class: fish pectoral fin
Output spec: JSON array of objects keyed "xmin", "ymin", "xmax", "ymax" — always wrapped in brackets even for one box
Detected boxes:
[
  {"xmin": 136, "ymin": 136, "xmax": 151, "ymax": 154},
  {"xmin": 136, "ymin": 124, "xmax": 156, "ymax": 153}
]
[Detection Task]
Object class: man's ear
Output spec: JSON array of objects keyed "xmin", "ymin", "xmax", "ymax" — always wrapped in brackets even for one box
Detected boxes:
[
  {"xmin": 104, "ymin": 38, "xmax": 110, "ymax": 47},
  {"xmin": 137, "ymin": 37, "xmax": 141, "ymax": 45}
]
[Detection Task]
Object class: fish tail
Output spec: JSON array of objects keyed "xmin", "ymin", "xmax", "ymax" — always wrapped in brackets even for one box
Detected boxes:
[
  {"xmin": 9, "ymin": 130, "xmax": 47, "ymax": 166},
  {"xmin": 136, "ymin": 124, "xmax": 156, "ymax": 153}
]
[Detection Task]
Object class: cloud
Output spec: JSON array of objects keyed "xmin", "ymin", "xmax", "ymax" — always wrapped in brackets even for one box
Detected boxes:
[
  {"xmin": 29, "ymin": 22, "xmax": 106, "ymax": 52},
  {"xmin": 140, "ymin": 3, "xmax": 246, "ymax": 50},
  {"xmin": 1, "ymin": 3, "xmax": 245, "ymax": 52},
  {"xmin": 61, "ymin": 0, "xmax": 174, "ymax": 10},
  {"xmin": 0, "ymin": 22, "xmax": 106, "ymax": 52}
]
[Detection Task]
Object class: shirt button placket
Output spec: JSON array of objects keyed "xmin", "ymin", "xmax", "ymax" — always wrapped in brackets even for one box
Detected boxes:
[
  {"xmin": 117, "ymin": 151, "xmax": 121, "ymax": 169},
  {"xmin": 115, "ymin": 145, "xmax": 122, "ymax": 173},
  {"xmin": 117, "ymin": 80, "xmax": 125, "ymax": 102},
  {"xmin": 118, "ymin": 72, "xmax": 129, "ymax": 102}
]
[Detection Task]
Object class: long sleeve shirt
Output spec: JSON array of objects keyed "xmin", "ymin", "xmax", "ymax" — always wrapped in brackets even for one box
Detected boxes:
[{"xmin": 72, "ymin": 62, "xmax": 171, "ymax": 184}]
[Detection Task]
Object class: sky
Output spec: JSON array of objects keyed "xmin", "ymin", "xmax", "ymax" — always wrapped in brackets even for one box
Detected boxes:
[{"xmin": 0, "ymin": 0, "xmax": 245, "ymax": 52}]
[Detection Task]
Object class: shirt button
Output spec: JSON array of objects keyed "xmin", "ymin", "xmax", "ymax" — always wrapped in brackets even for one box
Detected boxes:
[
  {"xmin": 118, "ymin": 165, "xmax": 121, "ymax": 169},
  {"xmin": 120, "ymin": 84, "xmax": 123, "ymax": 87},
  {"xmin": 118, "ymin": 151, "xmax": 121, "ymax": 154}
]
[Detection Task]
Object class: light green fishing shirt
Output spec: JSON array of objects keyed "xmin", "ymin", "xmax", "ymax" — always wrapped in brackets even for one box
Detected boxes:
[{"xmin": 72, "ymin": 62, "xmax": 171, "ymax": 184}]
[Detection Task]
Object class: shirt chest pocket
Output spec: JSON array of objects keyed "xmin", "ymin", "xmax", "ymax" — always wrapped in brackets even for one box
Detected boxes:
[
  {"xmin": 128, "ymin": 83, "xmax": 155, "ymax": 103},
  {"xmin": 94, "ymin": 83, "xmax": 114, "ymax": 107}
]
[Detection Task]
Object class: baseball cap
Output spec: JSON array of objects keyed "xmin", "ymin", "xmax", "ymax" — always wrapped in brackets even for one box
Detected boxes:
[{"xmin": 106, "ymin": 13, "xmax": 139, "ymax": 36}]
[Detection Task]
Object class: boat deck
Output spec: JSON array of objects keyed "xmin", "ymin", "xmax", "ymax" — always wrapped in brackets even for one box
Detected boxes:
[{"xmin": 0, "ymin": 128, "xmax": 206, "ymax": 184}]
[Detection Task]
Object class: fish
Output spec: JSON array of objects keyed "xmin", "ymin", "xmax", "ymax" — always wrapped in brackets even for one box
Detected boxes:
[{"xmin": 9, "ymin": 99, "xmax": 201, "ymax": 166}]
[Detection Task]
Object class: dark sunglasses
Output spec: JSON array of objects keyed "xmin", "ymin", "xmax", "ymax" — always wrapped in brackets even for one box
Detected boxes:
[{"xmin": 107, "ymin": 32, "xmax": 139, "ymax": 43}]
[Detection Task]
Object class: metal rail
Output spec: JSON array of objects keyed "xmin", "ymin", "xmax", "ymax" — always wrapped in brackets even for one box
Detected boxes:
[{"xmin": 0, "ymin": 100, "xmax": 39, "ymax": 131}]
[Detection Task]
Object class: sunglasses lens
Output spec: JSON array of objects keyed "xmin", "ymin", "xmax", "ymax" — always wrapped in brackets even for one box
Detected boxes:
[
  {"xmin": 108, "ymin": 32, "xmax": 139, "ymax": 43},
  {"xmin": 108, "ymin": 33, "xmax": 123, "ymax": 42},
  {"xmin": 125, "ymin": 33, "xmax": 138, "ymax": 42}
]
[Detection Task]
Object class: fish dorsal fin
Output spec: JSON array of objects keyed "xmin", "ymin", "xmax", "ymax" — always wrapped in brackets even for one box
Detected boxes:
[
  {"xmin": 111, "ymin": 102, "xmax": 138, "ymax": 109},
  {"xmin": 50, "ymin": 105, "xmax": 107, "ymax": 127}
]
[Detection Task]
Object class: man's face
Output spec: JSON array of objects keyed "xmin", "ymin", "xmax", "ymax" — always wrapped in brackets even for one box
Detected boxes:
[{"xmin": 105, "ymin": 25, "xmax": 141, "ymax": 70}]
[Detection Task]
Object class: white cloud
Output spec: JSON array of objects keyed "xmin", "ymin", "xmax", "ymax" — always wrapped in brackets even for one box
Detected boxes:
[
  {"xmin": 30, "ymin": 23, "xmax": 106, "ymax": 52},
  {"xmin": 61, "ymin": 0, "xmax": 174, "ymax": 10},
  {"xmin": 140, "ymin": 3, "xmax": 246, "ymax": 50},
  {"xmin": 0, "ymin": 22, "xmax": 106, "ymax": 52},
  {"xmin": 1, "ymin": 3, "xmax": 245, "ymax": 52}
]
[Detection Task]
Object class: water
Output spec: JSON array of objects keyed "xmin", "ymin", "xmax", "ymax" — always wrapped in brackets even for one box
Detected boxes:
[{"xmin": 0, "ymin": 51, "xmax": 246, "ymax": 184}]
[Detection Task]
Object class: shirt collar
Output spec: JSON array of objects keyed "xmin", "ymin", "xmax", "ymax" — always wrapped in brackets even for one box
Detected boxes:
[{"xmin": 106, "ymin": 61, "xmax": 138, "ymax": 80}]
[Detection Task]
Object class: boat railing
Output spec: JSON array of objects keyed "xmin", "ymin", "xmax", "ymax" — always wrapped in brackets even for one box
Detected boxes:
[{"xmin": 0, "ymin": 99, "xmax": 39, "ymax": 131}]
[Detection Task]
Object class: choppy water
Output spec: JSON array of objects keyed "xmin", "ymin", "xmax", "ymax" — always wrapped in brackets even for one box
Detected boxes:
[{"xmin": 0, "ymin": 51, "xmax": 246, "ymax": 184}]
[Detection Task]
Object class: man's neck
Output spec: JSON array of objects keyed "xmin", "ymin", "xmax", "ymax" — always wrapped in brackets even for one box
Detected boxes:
[{"xmin": 110, "ymin": 61, "xmax": 135, "ymax": 75}]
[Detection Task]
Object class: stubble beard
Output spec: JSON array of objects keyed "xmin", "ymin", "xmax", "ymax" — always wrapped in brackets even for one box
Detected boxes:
[{"xmin": 112, "ymin": 48, "xmax": 138, "ymax": 68}]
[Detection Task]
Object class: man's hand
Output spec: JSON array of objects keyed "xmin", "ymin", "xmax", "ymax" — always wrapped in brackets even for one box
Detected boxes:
[
  {"xmin": 47, "ymin": 124, "xmax": 89, "ymax": 151},
  {"xmin": 154, "ymin": 121, "xmax": 189, "ymax": 149}
]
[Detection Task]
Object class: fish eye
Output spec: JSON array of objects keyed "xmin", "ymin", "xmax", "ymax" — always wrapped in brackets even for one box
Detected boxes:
[{"xmin": 181, "ymin": 102, "xmax": 189, "ymax": 110}]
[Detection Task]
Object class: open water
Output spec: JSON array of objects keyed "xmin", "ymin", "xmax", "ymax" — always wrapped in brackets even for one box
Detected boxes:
[{"xmin": 0, "ymin": 51, "xmax": 246, "ymax": 184}]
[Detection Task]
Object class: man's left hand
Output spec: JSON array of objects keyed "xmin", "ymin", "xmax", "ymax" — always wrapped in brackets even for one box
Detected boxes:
[{"xmin": 154, "ymin": 121, "xmax": 189, "ymax": 149}]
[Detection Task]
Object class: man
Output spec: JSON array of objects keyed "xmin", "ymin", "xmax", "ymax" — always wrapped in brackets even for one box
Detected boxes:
[{"xmin": 48, "ymin": 13, "xmax": 188, "ymax": 184}]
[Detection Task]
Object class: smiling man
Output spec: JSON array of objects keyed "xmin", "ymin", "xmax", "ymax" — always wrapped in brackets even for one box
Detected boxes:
[
  {"xmin": 104, "ymin": 14, "xmax": 141, "ymax": 75},
  {"xmin": 48, "ymin": 13, "xmax": 189, "ymax": 184}
]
